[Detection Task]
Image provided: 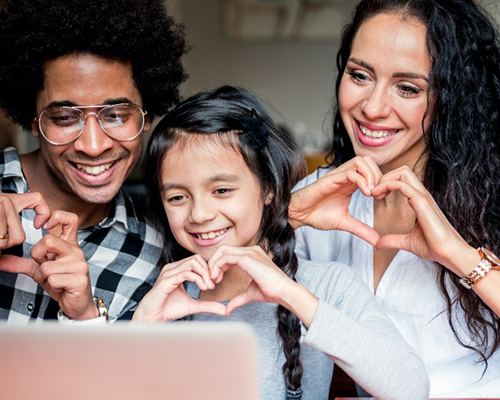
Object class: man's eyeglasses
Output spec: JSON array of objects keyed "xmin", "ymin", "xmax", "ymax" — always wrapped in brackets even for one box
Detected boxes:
[{"xmin": 35, "ymin": 103, "xmax": 147, "ymax": 145}]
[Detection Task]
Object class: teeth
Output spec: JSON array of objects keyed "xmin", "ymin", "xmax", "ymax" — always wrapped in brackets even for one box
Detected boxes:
[
  {"xmin": 196, "ymin": 228, "xmax": 227, "ymax": 240},
  {"xmin": 359, "ymin": 124, "xmax": 398, "ymax": 138},
  {"xmin": 76, "ymin": 162, "xmax": 113, "ymax": 176}
]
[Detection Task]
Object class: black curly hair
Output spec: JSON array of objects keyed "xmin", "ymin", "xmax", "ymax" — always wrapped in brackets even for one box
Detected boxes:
[
  {"xmin": 0, "ymin": 0, "xmax": 187, "ymax": 130},
  {"xmin": 146, "ymin": 86, "xmax": 308, "ymax": 397},
  {"xmin": 329, "ymin": 0, "xmax": 500, "ymax": 364}
]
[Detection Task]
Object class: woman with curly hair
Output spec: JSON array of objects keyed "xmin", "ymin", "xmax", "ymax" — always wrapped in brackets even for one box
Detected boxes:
[
  {"xmin": 290, "ymin": 0, "xmax": 500, "ymax": 396},
  {"xmin": 134, "ymin": 86, "xmax": 429, "ymax": 399}
]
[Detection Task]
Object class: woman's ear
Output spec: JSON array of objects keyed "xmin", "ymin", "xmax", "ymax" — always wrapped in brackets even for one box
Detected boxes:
[{"xmin": 264, "ymin": 191, "xmax": 274, "ymax": 205}]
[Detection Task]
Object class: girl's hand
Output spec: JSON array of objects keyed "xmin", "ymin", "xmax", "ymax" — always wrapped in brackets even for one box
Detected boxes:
[
  {"xmin": 289, "ymin": 156, "xmax": 381, "ymax": 246},
  {"xmin": 208, "ymin": 245, "xmax": 317, "ymax": 324},
  {"xmin": 133, "ymin": 255, "xmax": 226, "ymax": 322},
  {"xmin": 371, "ymin": 166, "xmax": 478, "ymax": 276}
]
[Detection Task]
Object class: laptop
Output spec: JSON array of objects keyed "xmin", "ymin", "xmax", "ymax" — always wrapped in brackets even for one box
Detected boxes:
[{"xmin": 0, "ymin": 321, "xmax": 260, "ymax": 400}]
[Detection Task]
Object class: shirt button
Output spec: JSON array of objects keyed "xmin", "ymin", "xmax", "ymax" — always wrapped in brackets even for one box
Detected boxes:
[{"xmin": 27, "ymin": 303, "xmax": 34, "ymax": 312}]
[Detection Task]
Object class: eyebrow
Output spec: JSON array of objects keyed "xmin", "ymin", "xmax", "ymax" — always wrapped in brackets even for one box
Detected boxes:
[
  {"xmin": 348, "ymin": 57, "xmax": 429, "ymax": 82},
  {"xmin": 161, "ymin": 173, "xmax": 240, "ymax": 192},
  {"xmin": 44, "ymin": 97, "xmax": 134, "ymax": 108}
]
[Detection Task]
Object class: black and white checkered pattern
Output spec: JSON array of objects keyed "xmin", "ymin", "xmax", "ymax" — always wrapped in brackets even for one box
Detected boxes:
[{"xmin": 0, "ymin": 147, "xmax": 162, "ymax": 322}]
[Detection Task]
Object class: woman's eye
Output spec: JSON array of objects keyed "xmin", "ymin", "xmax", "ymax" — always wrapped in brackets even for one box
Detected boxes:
[
  {"xmin": 346, "ymin": 69, "xmax": 369, "ymax": 84},
  {"xmin": 398, "ymin": 84, "xmax": 422, "ymax": 96}
]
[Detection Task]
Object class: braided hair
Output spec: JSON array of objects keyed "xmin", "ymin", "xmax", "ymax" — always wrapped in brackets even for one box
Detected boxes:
[
  {"xmin": 146, "ymin": 86, "xmax": 307, "ymax": 397},
  {"xmin": 329, "ymin": 0, "xmax": 500, "ymax": 364}
]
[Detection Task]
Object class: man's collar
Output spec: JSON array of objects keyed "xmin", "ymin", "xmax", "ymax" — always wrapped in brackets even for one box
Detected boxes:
[{"xmin": 96, "ymin": 190, "xmax": 141, "ymax": 236}]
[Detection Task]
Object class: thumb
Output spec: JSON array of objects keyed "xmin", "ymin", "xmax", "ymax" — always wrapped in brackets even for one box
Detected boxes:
[
  {"xmin": 340, "ymin": 216, "xmax": 380, "ymax": 247},
  {"xmin": 376, "ymin": 233, "xmax": 409, "ymax": 251},
  {"xmin": 189, "ymin": 299, "xmax": 227, "ymax": 316},
  {"xmin": 226, "ymin": 292, "xmax": 253, "ymax": 316}
]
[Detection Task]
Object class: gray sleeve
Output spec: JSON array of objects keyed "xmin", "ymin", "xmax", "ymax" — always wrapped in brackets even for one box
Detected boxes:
[{"xmin": 300, "ymin": 262, "xmax": 430, "ymax": 400}]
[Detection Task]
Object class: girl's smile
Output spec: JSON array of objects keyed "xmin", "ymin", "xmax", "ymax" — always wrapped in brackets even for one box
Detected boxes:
[{"xmin": 160, "ymin": 136, "xmax": 264, "ymax": 261}]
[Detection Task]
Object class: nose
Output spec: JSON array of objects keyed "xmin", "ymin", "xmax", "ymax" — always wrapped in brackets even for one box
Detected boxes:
[
  {"xmin": 360, "ymin": 84, "xmax": 391, "ymax": 120},
  {"xmin": 72, "ymin": 113, "xmax": 114, "ymax": 156},
  {"xmin": 189, "ymin": 197, "xmax": 217, "ymax": 225}
]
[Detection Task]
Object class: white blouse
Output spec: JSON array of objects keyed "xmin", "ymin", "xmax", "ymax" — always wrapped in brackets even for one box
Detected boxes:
[{"xmin": 295, "ymin": 167, "xmax": 500, "ymax": 397}]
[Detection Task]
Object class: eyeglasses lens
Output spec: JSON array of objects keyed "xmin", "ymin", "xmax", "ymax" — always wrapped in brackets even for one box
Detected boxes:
[{"xmin": 39, "ymin": 104, "xmax": 144, "ymax": 144}]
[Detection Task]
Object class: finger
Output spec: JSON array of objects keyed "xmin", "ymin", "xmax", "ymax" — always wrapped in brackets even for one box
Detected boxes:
[
  {"xmin": 160, "ymin": 269, "xmax": 210, "ymax": 292},
  {"xmin": 0, "ymin": 255, "xmax": 38, "ymax": 277},
  {"xmin": 340, "ymin": 215, "xmax": 380, "ymax": 246},
  {"xmin": 31, "ymin": 258, "xmax": 88, "ymax": 285},
  {"xmin": 362, "ymin": 156, "xmax": 383, "ymax": 187},
  {"xmin": 379, "ymin": 166, "xmax": 424, "ymax": 190},
  {"xmin": 43, "ymin": 211, "xmax": 79, "ymax": 244},
  {"xmin": 372, "ymin": 180, "xmax": 434, "ymax": 216},
  {"xmin": 209, "ymin": 245, "xmax": 253, "ymax": 280},
  {"xmin": 343, "ymin": 169, "xmax": 372, "ymax": 197},
  {"xmin": 160, "ymin": 256, "xmax": 214, "ymax": 289},
  {"xmin": 188, "ymin": 298, "xmax": 227, "ymax": 316},
  {"xmin": 226, "ymin": 292, "xmax": 252, "ymax": 315},
  {"xmin": 376, "ymin": 233, "xmax": 411, "ymax": 251},
  {"xmin": 0, "ymin": 196, "xmax": 26, "ymax": 247},
  {"xmin": 30, "ymin": 234, "xmax": 79, "ymax": 264},
  {"xmin": 8, "ymin": 192, "xmax": 51, "ymax": 229}
]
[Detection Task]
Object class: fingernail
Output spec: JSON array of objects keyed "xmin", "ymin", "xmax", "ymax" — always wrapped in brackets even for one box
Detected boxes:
[{"xmin": 370, "ymin": 185, "xmax": 375, "ymax": 190}]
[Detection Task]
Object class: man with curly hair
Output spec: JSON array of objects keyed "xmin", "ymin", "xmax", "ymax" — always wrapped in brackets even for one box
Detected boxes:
[{"xmin": 0, "ymin": 0, "xmax": 187, "ymax": 323}]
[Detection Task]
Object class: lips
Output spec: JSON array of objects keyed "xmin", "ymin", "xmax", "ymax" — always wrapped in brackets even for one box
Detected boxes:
[
  {"xmin": 359, "ymin": 124, "xmax": 398, "ymax": 139},
  {"xmin": 355, "ymin": 120, "xmax": 400, "ymax": 147}
]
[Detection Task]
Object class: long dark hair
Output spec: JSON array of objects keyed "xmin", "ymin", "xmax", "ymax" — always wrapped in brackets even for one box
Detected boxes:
[
  {"xmin": 146, "ymin": 86, "xmax": 308, "ymax": 396},
  {"xmin": 330, "ymin": 0, "xmax": 500, "ymax": 363}
]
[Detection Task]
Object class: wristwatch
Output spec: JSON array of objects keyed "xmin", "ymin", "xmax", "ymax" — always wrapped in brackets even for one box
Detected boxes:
[
  {"xmin": 459, "ymin": 247, "xmax": 500, "ymax": 289},
  {"xmin": 94, "ymin": 296, "xmax": 108, "ymax": 319}
]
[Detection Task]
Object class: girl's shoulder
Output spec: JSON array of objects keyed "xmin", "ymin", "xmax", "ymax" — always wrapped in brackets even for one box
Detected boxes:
[{"xmin": 296, "ymin": 258, "xmax": 366, "ymax": 302}]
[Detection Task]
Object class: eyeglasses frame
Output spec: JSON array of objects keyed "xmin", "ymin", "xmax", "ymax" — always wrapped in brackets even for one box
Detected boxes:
[{"xmin": 34, "ymin": 102, "xmax": 147, "ymax": 146}]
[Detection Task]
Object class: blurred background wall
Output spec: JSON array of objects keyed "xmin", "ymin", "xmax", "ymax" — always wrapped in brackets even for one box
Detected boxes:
[{"xmin": 2, "ymin": 0, "xmax": 499, "ymax": 156}]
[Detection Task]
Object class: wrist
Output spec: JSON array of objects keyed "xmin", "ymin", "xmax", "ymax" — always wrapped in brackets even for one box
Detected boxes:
[
  {"xmin": 279, "ymin": 282, "xmax": 318, "ymax": 328},
  {"xmin": 453, "ymin": 245, "xmax": 482, "ymax": 277}
]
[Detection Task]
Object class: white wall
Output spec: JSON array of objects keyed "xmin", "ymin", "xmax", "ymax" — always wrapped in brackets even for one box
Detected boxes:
[{"xmin": 174, "ymin": 0, "xmax": 344, "ymax": 152}]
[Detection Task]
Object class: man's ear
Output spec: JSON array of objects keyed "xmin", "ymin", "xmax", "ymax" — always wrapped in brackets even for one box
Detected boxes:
[
  {"xmin": 143, "ymin": 114, "xmax": 152, "ymax": 133},
  {"xmin": 31, "ymin": 119, "xmax": 39, "ymax": 138}
]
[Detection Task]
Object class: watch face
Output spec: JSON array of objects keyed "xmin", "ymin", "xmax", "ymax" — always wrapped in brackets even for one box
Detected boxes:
[{"xmin": 482, "ymin": 247, "xmax": 500, "ymax": 266}]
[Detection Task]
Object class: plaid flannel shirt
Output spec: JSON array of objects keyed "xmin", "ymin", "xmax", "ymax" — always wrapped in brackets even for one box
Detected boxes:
[{"xmin": 0, "ymin": 147, "xmax": 162, "ymax": 322}]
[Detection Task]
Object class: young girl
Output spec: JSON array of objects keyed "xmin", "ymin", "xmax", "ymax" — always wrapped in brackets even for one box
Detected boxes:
[
  {"xmin": 133, "ymin": 86, "xmax": 429, "ymax": 399},
  {"xmin": 289, "ymin": 0, "xmax": 500, "ymax": 396}
]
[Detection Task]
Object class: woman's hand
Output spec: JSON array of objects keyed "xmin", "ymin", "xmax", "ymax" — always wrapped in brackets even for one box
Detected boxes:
[
  {"xmin": 371, "ymin": 166, "xmax": 479, "ymax": 276},
  {"xmin": 289, "ymin": 156, "xmax": 381, "ymax": 246},
  {"xmin": 209, "ymin": 245, "xmax": 318, "ymax": 327},
  {"xmin": 133, "ymin": 255, "xmax": 226, "ymax": 322}
]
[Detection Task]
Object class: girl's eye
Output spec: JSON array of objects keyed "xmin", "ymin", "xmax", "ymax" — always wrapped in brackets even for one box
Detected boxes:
[
  {"xmin": 346, "ymin": 69, "xmax": 369, "ymax": 84},
  {"xmin": 397, "ymin": 83, "xmax": 423, "ymax": 96},
  {"xmin": 167, "ymin": 195, "xmax": 187, "ymax": 203},
  {"xmin": 214, "ymin": 188, "xmax": 233, "ymax": 195}
]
